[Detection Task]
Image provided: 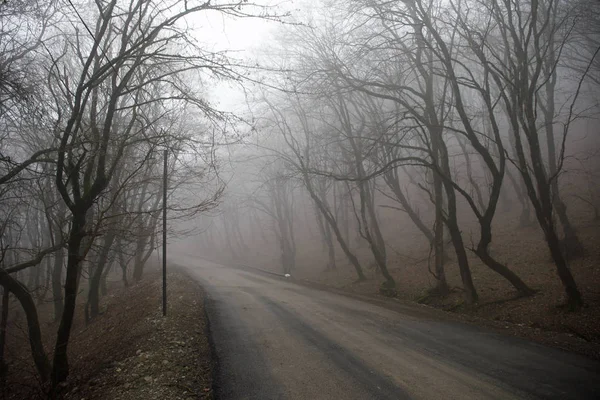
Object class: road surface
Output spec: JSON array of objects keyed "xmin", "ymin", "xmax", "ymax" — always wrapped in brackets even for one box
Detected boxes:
[{"xmin": 175, "ymin": 257, "xmax": 600, "ymax": 400}]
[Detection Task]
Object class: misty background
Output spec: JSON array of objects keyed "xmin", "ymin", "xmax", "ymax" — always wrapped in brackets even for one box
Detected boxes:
[{"xmin": 1, "ymin": 0, "xmax": 599, "ymax": 388}]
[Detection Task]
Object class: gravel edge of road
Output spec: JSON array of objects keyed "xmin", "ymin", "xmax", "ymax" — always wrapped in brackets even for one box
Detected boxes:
[{"xmin": 196, "ymin": 278, "xmax": 222, "ymax": 400}]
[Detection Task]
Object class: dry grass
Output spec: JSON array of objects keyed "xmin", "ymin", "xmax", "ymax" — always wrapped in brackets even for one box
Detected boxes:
[{"xmin": 2, "ymin": 271, "xmax": 213, "ymax": 400}]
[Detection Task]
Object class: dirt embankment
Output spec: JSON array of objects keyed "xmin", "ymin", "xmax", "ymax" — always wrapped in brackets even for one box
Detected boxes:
[{"xmin": 3, "ymin": 271, "xmax": 213, "ymax": 400}]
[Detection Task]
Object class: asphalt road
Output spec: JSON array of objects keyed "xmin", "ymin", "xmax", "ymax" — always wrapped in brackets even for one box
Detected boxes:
[{"xmin": 175, "ymin": 257, "xmax": 600, "ymax": 400}]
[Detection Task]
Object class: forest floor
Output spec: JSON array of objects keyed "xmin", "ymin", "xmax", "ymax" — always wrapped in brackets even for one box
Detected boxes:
[
  {"xmin": 2, "ymin": 271, "xmax": 213, "ymax": 400},
  {"xmin": 288, "ymin": 215, "xmax": 600, "ymax": 360}
]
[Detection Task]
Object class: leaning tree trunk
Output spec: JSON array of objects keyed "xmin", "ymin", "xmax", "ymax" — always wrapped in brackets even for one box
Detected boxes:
[
  {"xmin": 324, "ymin": 218, "xmax": 336, "ymax": 271},
  {"xmin": 306, "ymin": 175, "xmax": 366, "ymax": 281},
  {"xmin": 345, "ymin": 123, "xmax": 393, "ymax": 288},
  {"xmin": 314, "ymin": 204, "xmax": 329, "ymax": 259},
  {"xmin": 284, "ymin": 190, "xmax": 297, "ymax": 272},
  {"xmin": 385, "ymin": 163, "xmax": 449, "ymax": 293},
  {"xmin": 506, "ymin": 168, "xmax": 533, "ymax": 227},
  {"xmin": 474, "ymin": 216, "xmax": 535, "ymax": 297},
  {"xmin": 473, "ymin": 166, "xmax": 536, "ymax": 297},
  {"xmin": 385, "ymin": 169, "xmax": 434, "ymax": 243},
  {"xmin": 87, "ymin": 229, "xmax": 116, "ymax": 321},
  {"xmin": 530, "ymin": 146, "xmax": 584, "ymax": 310},
  {"xmin": 275, "ymin": 206, "xmax": 294, "ymax": 274},
  {"xmin": 315, "ymin": 184, "xmax": 337, "ymax": 271},
  {"xmin": 510, "ymin": 98, "xmax": 584, "ymax": 310},
  {"xmin": 542, "ymin": 37, "xmax": 585, "ymax": 259},
  {"xmin": 0, "ymin": 269, "xmax": 50, "ymax": 381},
  {"xmin": 548, "ymin": 152, "xmax": 585, "ymax": 258},
  {"xmin": 456, "ymin": 126, "xmax": 535, "ymax": 297},
  {"xmin": 444, "ymin": 207, "xmax": 478, "ymax": 304},
  {"xmin": 360, "ymin": 178, "xmax": 395, "ymax": 289},
  {"xmin": 544, "ymin": 218, "xmax": 583, "ymax": 310},
  {"xmin": 431, "ymin": 125, "xmax": 478, "ymax": 303},
  {"xmin": 0, "ymin": 288, "xmax": 9, "ymax": 378}
]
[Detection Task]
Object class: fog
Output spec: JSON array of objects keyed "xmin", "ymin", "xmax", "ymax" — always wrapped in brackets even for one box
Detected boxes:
[
  {"xmin": 176, "ymin": 0, "xmax": 600, "ymax": 308},
  {"xmin": 1, "ymin": 0, "xmax": 599, "ymax": 387}
]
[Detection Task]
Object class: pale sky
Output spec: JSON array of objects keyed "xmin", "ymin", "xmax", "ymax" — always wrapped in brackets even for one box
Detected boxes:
[{"xmin": 189, "ymin": 0, "xmax": 304, "ymax": 112}]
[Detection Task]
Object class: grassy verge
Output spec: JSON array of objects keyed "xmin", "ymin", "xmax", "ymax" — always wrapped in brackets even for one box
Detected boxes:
[{"xmin": 3, "ymin": 271, "xmax": 213, "ymax": 400}]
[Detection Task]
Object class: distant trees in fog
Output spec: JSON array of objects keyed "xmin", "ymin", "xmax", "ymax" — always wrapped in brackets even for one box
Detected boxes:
[{"xmin": 205, "ymin": 0, "xmax": 599, "ymax": 311}]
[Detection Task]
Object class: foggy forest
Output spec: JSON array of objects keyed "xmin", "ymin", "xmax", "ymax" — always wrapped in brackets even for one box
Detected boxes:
[{"xmin": 1, "ymin": 0, "xmax": 600, "ymax": 398}]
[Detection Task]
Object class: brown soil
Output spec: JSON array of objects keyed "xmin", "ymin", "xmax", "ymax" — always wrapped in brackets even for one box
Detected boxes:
[{"xmin": 2, "ymin": 271, "xmax": 213, "ymax": 400}]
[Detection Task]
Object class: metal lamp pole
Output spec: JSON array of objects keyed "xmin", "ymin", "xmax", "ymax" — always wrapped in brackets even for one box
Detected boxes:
[{"xmin": 162, "ymin": 148, "xmax": 168, "ymax": 316}]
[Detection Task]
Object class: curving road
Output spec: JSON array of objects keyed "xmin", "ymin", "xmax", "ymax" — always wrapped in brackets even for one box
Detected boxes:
[{"xmin": 175, "ymin": 257, "xmax": 600, "ymax": 400}]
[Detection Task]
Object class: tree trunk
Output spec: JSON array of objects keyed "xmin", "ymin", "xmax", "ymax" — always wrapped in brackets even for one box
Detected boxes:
[
  {"xmin": 361, "ymin": 179, "xmax": 394, "ymax": 288},
  {"xmin": 324, "ymin": 220, "xmax": 336, "ymax": 271},
  {"xmin": 0, "ymin": 289, "xmax": 8, "ymax": 378},
  {"xmin": 476, "ymin": 210, "xmax": 535, "ymax": 296},
  {"xmin": 475, "ymin": 247, "xmax": 535, "ymax": 296},
  {"xmin": 0, "ymin": 269, "xmax": 50, "ymax": 381},
  {"xmin": 519, "ymin": 202, "xmax": 533, "ymax": 227},
  {"xmin": 100, "ymin": 259, "xmax": 113, "ymax": 296},
  {"xmin": 314, "ymin": 204, "xmax": 329, "ymax": 255},
  {"xmin": 506, "ymin": 147, "xmax": 533, "ymax": 228},
  {"xmin": 87, "ymin": 230, "xmax": 116, "ymax": 321},
  {"xmin": 37, "ymin": 257, "xmax": 52, "ymax": 306},
  {"xmin": 510, "ymin": 94, "xmax": 584, "ymax": 310},
  {"xmin": 344, "ymin": 120, "xmax": 393, "ymax": 288},
  {"xmin": 545, "ymin": 222, "xmax": 583, "ymax": 311},
  {"xmin": 341, "ymin": 194, "xmax": 350, "ymax": 245},
  {"xmin": 315, "ymin": 189, "xmax": 336, "ymax": 271},
  {"xmin": 116, "ymin": 238, "xmax": 129, "ymax": 288},
  {"xmin": 542, "ymin": 39, "xmax": 585, "ymax": 259},
  {"xmin": 445, "ymin": 213, "xmax": 478, "ymax": 304},
  {"xmin": 52, "ymin": 210, "xmax": 85, "ymax": 386},
  {"xmin": 306, "ymin": 177, "xmax": 366, "ymax": 281},
  {"xmin": 385, "ymin": 171, "xmax": 434, "ymax": 242},
  {"xmin": 433, "ymin": 175, "xmax": 449, "ymax": 295},
  {"xmin": 431, "ymin": 124, "xmax": 476, "ymax": 303},
  {"xmin": 52, "ymin": 247, "xmax": 64, "ymax": 322},
  {"xmin": 132, "ymin": 234, "xmax": 147, "ymax": 282},
  {"xmin": 33, "ymin": 261, "xmax": 42, "ymax": 300},
  {"xmin": 554, "ymin": 194, "xmax": 585, "ymax": 258}
]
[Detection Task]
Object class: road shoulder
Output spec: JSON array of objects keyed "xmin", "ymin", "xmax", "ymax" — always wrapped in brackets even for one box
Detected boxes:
[{"xmin": 5, "ymin": 271, "xmax": 214, "ymax": 399}]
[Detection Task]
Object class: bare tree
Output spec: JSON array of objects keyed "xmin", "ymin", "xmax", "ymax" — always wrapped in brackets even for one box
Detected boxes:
[
  {"xmin": 443, "ymin": 0, "xmax": 600, "ymax": 310},
  {"xmin": 261, "ymin": 94, "xmax": 368, "ymax": 281}
]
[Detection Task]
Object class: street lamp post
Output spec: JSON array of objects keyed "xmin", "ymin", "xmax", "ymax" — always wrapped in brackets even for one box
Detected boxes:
[{"xmin": 162, "ymin": 148, "xmax": 168, "ymax": 316}]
